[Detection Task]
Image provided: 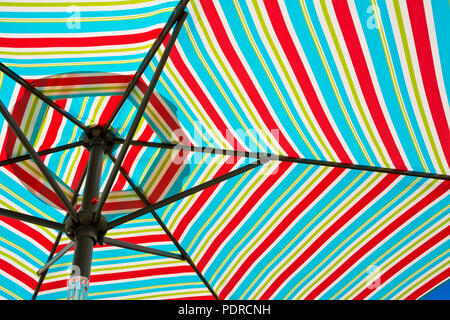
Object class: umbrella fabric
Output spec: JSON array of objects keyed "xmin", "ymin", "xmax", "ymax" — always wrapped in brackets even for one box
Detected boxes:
[{"xmin": 0, "ymin": 0, "xmax": 449, "ymax": 300}]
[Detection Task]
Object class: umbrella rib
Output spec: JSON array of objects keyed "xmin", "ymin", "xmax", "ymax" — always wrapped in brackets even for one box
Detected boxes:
[
  {"xmin": 0, "ymin": 141, "xmax": 84, "ymax": 167},
  {"xmin": 32, "ymin": 167, "xmax": 87, "ymax": 300},
  {"xmin": 105, "ymin": 152, "xmax": 220, "ymax": 298},
  {"xmin": 37, "ymin": 242, "xmax": 75, "ymax": 276},
  {"xmin": 31, "ymin": 232, "xmax": 63, "ymax": 300},
  {"xmin": 0, "ymin": 208, "xmax": 65, "ymax": 231},
  {"xmin": 0, "ymin": 62, "xmax": 88, "ymax": 132},
  {"xmin": 126, "ymin": 140, "xmax": 450, "ymax": 181},
  {"xmin": 0, "ymin": 99, "xmax": 79, "ymax": 223},
  {"xmin": 94, "ymin": 12, "xmax": 188, "ymax": 224},
  {"xmin": 105, "ymin": 160, "xmax": 261, "ymax": 300},
  {"xmin": 106, "ymin": 160, "xmax": 262, "ymax": 230},
  {"xmin": 102, "ymin": 0, "xmax": 190, "ymax": 132},
  {"xmin": 103, "ymin": 237, "xmax": 184, "ymax": 260}
]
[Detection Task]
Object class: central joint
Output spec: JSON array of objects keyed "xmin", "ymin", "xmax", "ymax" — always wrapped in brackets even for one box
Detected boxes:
[
  {"xmin": 80, "ymin": 125, "xmax": 118, "ymax": 153},
  {"xmin": 65, "ymin": 126, "xmax": 116, "ymax": 245}
]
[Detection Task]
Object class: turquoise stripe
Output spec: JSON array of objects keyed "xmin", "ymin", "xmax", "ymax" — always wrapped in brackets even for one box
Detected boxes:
[
  {"xmin": 431, "ymin": 1, "xmax": 450, "ymax": 118},
  {"xmin": 372, "ymin": 241, "xmax": 449, "ymax": 300},
  {"xmin": 353, "ymin": 0, "xmax": 427, "ymax": 172},
  {"xmin": 206, "ymin": 164, "xmax": 320, "ymax": 291},
  {"xmin": 374, "ymin": 0, "xmax": 436, "ymax": 173},
  {"xmin": 168, "ymin": 162, "xmax": 267, "ymax": 255},
  {"xmin": 239, "ymin": 168, "xmax": 369, "ymax": 299},
  {"xmin": 328, "ymin": 189, "xmax": 449, "ymax": 299},
  {"xmin": 287, "ymin": 0, "xmax": 370, "ymax": 164},
  {"xmin": 0, "ymin": 3, "xmax": 174, "ymax": 34}
]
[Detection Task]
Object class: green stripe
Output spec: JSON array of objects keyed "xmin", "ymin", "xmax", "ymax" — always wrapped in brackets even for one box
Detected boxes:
[
  {"xmin": 164, "ymin": 153, "xmax": 211, "ymax": 230},
  {"xmin": 188, "ymin": 163, "xmax": 272, "ymax": 257},
  {"xmin": 371, "ymin": 0, "xmax": 427, "ymax": 171},
  {"xmin": 319, "ymin": 0, "xmax": 390, "ymax": 167},
  {"xmin": 392, "ymin": 1, "xmax": 446, "ymax": 173},
  {"xmin": 331, "ymin": 179, "xmax": 439, "ymax": 299},
  {"xmin": 250, "ymin": 0, "xmax": 334, "ymax": 160},
  {"xmin": 233, "ymin": 0, "xmax": 316, "ymax": 157},
  {"xmin": 210, "ymin": 164, "xmax": 313, "ymax": 288},
  {"xmin": 220, "ymin": 166, "xmax": 332, "ymax": 296},
  {"xmin": 247, "ymin": 169, "xmax": 368, "ymax": 299},
  {"xmin": 0, "ymin": 1, "xmax": 172, "ymax": 7},
  {"xmin": 301, "ymin": 0, "xmax": 372, "ymax": 165},
  {"xmin": 344, "ymin": 207, "xmax": 449, "ymax": 299},
  {"xmin": 291, "ymin": 176, "xmax": 420, "ymax": 299},
  {"xmin": 88, "ymin": 282, "xmax": 207, "ymax": 298},
  {"xmin": 396, "ymin": 256, "xmax": 449, "ymax": 300}
]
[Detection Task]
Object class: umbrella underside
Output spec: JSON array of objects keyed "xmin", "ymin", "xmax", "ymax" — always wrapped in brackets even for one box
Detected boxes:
[{"xmin": 0, "ymin": 0, "xmax": 449, "ymax": 300}]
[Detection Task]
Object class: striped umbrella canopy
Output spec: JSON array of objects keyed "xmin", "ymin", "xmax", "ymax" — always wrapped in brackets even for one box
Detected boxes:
[{"xmin": 0, "ymin": 0, "xmax": 448, "ymax": 300}]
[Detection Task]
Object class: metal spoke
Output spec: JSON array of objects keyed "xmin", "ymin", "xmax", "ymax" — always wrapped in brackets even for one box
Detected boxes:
[
  {"xmin": 106, "ymin": 152, "xmax": 225, "ymax": 300},
  {"xmin": 125, "ymin": 140, "xmax": 450, "ymax": 181},
  {"xmin": 0, "ymin": 62, "xmax": 88, "ymax": 132},
  {"xmin": 95, "ymin": 12, "xmax": 188, "ymax": 223},
  {"xmin": 32, "ymin": 167, "xmax": 87, "ymax": 300},
  {"xmin": 103, "ymin": 237, "xmax": 184, "ymax": 260},
  {"xmin": 31, "ymin": 232, "xmax": 63, "ymax": 300},
  {"xmin": 0, "ymin": 141, "xmax": 84, "ymax": 167},
  {"xmin": 0, "ymin": 208, "xmax": 65, "ymax": 231},
  {"xmin": 107, "ymin": 160, "xmax": 261, "ymax": 229},
  {"xmin": 103, "ymin": 0, "xmax": 190, "ymax": 131},
  {"xmin": 37, "ymin": 242, "xmax": 75, "ymax": 276},
  {"xmin": 0, "ymin": 99, "xmax": 79, "ymax": 223}
]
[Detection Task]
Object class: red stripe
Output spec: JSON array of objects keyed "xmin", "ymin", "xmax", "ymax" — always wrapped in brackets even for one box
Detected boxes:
[
  {"xmin": 406, "ymin": 0, "xmax": 450, "ymax": 166},
  {"xmin": 39, "ymin": 100, "xmax": 65, "ymax": 151},
  {"xmin": 91, "ymin": 265, "xmax": 193, "ymax": 282},
  {"xmin": 32, "ymin": 74, "xmax": 132, "ymax": 88},
  {"xmin": 167, "ymin": 43, "xmax": 245, "ymax": 151},
  {"xmin": 113, "ymin": 120, "xmax": 154, "ymax": 191},
  {"xmin": 1, "ymin": 87, "xmax": 30, "ymax": 160},
  {"xmin": 70, "ymin": 148, "xmax": 89, "ymax": 190},
  {"xmin": 354, "ymin": 226, "xmax": 449, "ymax": 299},
  {"xmin": 102, "ymin": 199, "xmax": 143, "ymax": 212},
  {"xmin": 332, "ymin": 0, "xmax": 407, "ymax": 169},
  {"xmin": 258, "ymin": 173, "xmax": 397, "ymax": 299},
  {"xmin": 0, "ymin": 259, "xmax": 36, "ymax": 290},
  {"xmin": 0, "ymin": 28, "xmax": 161, "ymax": 48},
  {"xmin": 169, "ymin": 295, "xmax": 215, "ymax": 300},
  {"xmin": 196, "ymin": 162, "xmax": 292, "ymax": 271},
  {"xmin": 5, "ymin": 164, "xmax": 66, "ymax": 210},
  {"xmin": 0, "ymin": 216, "xmax": 54, "ymax": 250},
  {"xmin": 148, "ymin": 149, "xmax": 189, "ymax": 203},
  {"xmin": 405, "ymin": 268, "xmax": 450, "ymax": 300},
  {"xmin": 172, "ymin": 160, "xmax": 240, "ymax": 239},
  {"xmin": 40, "ymin": 279, "xmax": 67, "ymax": 292},
  {"xmin": 220, "ymin": 167, "xmax": 345, "ymax": 299},
  {"xmin": 304, "ymin": 180, "xmax": 449, "ymax": 300},
  {"xmin": 149, "ymin": 93, "xmax": 190, "ymax": 143},
  {"xmin": 41, "ymin": 267, "xmax": 203, "ymax": 294},
  {"xmin": 98, "ymin": 95, "xmax": 123, "ymax": 126},
  {"xmin": 201, "ymin": 1, "xmax": 299, "ymax": 155},
  {"xmin": 264, "ymin": 0, "xmax": 351, "ymax": 163}
]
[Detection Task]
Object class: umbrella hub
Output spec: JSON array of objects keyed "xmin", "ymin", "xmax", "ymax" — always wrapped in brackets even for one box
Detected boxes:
[{"xmin": 80, "ymin": 125, "xmax": 118, "ymax": 153}]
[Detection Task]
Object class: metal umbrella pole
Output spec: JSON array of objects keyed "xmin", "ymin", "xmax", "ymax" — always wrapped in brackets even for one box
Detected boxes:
[{"xmin": 64, "ymin": 126, "xmax": 116, "ymax": 300}]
